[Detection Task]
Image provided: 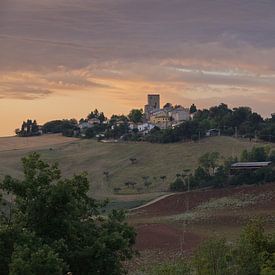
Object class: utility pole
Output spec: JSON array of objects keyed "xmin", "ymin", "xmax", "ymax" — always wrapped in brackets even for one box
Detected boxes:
[{"xmin": 181, "ymin": 169, "xmax": 191, "ymax": 254}]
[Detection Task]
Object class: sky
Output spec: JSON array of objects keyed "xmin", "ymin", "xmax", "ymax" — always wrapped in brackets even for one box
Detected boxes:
[{"xmin": 1, "ymin": 0, "xmax": 275, "ymax": 136}]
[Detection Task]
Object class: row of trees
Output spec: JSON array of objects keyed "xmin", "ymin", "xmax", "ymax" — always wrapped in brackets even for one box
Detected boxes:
[
  {"xmin": 0, "ymin": 153, "xmax": 136, "ymax": 275},
  {"xmin": 149, "ymin": 219, "xmax": 275, "ymax": 275},
  {"xmin": 38, "ymin": 109, "xmax": 143, "ymax": 139},
  {"xmin": 15, "ymin": 120, "xmax": 40, "ymax": 137},
  {"xmin": 170, "ymin": 146, "xmax": 275, "ymax": 191}
]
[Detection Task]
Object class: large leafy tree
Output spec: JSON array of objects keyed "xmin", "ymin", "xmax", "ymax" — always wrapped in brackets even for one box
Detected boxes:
[
  {"xmin": 128, "ymin": 109, "xmax": 143, "ymax": 124},
  {"xmin": 0, "ymin": 153, "xmax": 136, "ymax": 275},
  {"xmin": 87, "ymin": 109, "xmax": 107, "ymax": 123},
  {"xmin": 199, "ymin": 152, "xmax": 220, "ymax": 175}
]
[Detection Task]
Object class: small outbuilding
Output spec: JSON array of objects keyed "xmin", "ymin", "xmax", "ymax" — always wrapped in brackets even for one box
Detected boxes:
[
  {"xmin": 230, "ymin": 162, "xmax": 272, "ymax": 174},
  {"xmin": 206, "ymin": 129, "xmax": 220, "ymax": 137}
]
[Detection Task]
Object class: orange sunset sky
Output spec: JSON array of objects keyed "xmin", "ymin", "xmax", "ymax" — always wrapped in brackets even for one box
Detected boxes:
[{"xmin": 1, "ymin": 0, "xmax": 275, "ymax": 136}]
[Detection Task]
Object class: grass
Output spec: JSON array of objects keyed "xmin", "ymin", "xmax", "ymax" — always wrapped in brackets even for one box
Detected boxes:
[{"xmin": 0, "ymin": 135, "xmax": 272, "ymax": 199}]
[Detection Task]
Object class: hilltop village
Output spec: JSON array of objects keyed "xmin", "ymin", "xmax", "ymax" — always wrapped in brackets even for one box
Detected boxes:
[
  {"xmin": 16, "ymin": 94, "xmax": 195, "ymax": 139},
  {"xmin": 16, "ymin": 94, "xmax": 275, "ymax": 144}
]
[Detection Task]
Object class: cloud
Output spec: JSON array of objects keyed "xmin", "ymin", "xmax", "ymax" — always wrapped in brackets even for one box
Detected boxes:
[
  {"xmin": 0, "ymin": 69, "xmax": 113, "ymax": 100},
  {"xmin": 0, "ymin": 87, "xmax": 52, "ymax": 100},
  {"xmin": 1, "ymin": 0, "xmax": 275, "ymax": 116}
]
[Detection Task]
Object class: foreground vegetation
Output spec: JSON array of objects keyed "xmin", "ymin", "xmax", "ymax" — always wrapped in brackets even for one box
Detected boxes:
[
  {"xmin": 146, "ymin": 219, "xmax": 275, "ymax": 275},
  {"xmin": 0, "ymin": 154, "xmax": 136, "ymax": 275}
]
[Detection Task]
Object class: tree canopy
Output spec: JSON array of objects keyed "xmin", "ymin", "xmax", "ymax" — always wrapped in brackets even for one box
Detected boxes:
[
  {"xmin": 0, "ymin": 153, "xmax": 136, "ymax": 275},
  {"xmin": 128, "ymin": 109, "xmax": 143, "ymax": 124}
]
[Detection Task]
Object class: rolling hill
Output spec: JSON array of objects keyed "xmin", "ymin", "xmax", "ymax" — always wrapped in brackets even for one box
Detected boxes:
[{"xmin": 0, "ymin": 135, "xmax": 271, "ymax": 200}]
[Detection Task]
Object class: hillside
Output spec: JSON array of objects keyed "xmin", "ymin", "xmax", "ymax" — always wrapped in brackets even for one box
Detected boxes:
[{"xmin": 0, "ymin": 135, "xmax": 271, "ymax": 199}]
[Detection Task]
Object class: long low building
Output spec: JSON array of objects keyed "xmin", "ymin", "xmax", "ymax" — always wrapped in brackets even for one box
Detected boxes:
[{"xmin": 231, "ymin": 161, "xmax": 272, "ymax": 173}]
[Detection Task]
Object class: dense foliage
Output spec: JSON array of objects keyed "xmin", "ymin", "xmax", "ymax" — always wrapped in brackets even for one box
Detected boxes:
[
  {"xmin": 15, "ymin": 120, "xmax": 40, "ymax": 137},
  {"xmin": 42, "ymin": 119, "xmax": 79, "ymax": 137},
  {"xmin": 86, "ymin": 109, "xmax": 107, "ymax": 123},
  {"xmin": 128, "ymin": 109, "xmax": 143, "ymax": 124},
  {"xmin": 0, "ymin": 153, "xmax": 136, "ymax": 275}
]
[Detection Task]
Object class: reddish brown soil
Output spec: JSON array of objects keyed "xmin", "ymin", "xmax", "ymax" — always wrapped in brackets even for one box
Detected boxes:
[
  {"xmin": 129, "ymin": 183, "xmax": 275, "ymax": 271},
  {"xmin": 135, "ymin": 223, "xmax": 202, "ymax": 251},
  {"xmin": 132, "ymin": 184, "xmax": 275, "ymax": 218}
]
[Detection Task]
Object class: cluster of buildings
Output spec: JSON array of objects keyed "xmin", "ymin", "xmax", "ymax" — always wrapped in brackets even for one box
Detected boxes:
[
  {"xmin": 77, "ymin": 94, "xmax": 191, "ymax": 137},
  {"xmin": 130, "ymin": 94, "xmax": 190, "ymax": 134}
]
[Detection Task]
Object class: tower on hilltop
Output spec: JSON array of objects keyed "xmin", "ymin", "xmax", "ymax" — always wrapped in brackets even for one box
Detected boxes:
[{"xmin": 144, "ymin": 94, "xmax": 160, "ymax": 119}]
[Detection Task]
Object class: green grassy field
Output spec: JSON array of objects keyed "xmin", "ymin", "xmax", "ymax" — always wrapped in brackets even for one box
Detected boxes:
[{"xmin": 0, "ymin": 135, "xmax": 271, "ymax": 201}]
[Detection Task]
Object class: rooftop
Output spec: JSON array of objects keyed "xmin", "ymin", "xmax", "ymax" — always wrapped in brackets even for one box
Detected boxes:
[{"xmin": 231, "ymin": 162, "xmax": 272, "ymax": 168}]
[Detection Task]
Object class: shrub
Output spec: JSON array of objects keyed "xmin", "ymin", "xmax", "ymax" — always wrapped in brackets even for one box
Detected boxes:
[{"xmin": 170, "ymin": 177, "xmax": 186, "ymax": 191}]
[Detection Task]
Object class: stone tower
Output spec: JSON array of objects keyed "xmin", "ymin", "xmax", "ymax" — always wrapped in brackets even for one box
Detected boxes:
[{"xmin": 144, "ymin": 94, "xmax": 160, "ymax": 119}]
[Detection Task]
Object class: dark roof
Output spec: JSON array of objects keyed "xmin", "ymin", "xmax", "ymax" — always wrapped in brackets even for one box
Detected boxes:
[{"xmin": 231, "ymin": 162, "xmax": 272, "ymax": 169}]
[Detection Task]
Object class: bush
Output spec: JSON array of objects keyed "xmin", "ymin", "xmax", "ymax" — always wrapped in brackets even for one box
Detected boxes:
[{"xmin": 170, "ymin": 177, "xmax": 186, "ymax": 191}]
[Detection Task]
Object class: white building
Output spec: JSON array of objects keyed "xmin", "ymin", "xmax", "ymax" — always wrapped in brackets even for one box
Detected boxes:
[
  {"xmin": 88, "ymin": 118, "xmax": 100, "ymax": 125},
  {"xmin": 169, "ymin": 107, "xmax": 190, "ymax": 123},
  {"xmin": 79, "ymin": 122, "xmax": 93, "ymax": 130},
  {"xmin": 129, "ymin": 122, "xmax": 155, "ymax": 135}
]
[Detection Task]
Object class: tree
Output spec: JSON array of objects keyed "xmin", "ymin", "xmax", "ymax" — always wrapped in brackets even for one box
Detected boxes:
[
  {"xmin": 85, "ymin": 127, "xmax": 95, "ymax": 138},
  {"xmin": 193, "ymin": 238, "xmax": 232, "ymax": 275},
  {"xmin": 124, "ymin": 181, "xmax": 137, "ymax": 189},
  {"xmin": 87, "ymin": 109, "xmax": 106, "ymax": 123},
  {"xmin": 163, "ymin": 103, "xmax": 173, "ymax": 109},
  {"xmin": 160, "ymin": 175, "xmax": 167, "ymax": 183},
  {"xmin": 190, "ymin": 104, "xmax": 197, "ymax": 114},
  {"xmin": 0, "ymin": 153, "xmax": 136, "ymax": 275},
  {"xmin": 128, "ymin": 109, "xmax": 143, "ymax": 124},
  {"xmin": 234, "ymin": 219, "xmax": 273, "ymax": 275},
  {"xmin": 142, "ymin": 176, "xmax": 152, "ymax": 189},
  {"xmin": 103, "ymin": 171, "xmax": 110, "ymax": 181},
  {"xmin": 241, "ymin": 147, "xmax": 269, "ymax": 162},
  {"xmin": 42, "ymin": 119, "xmax": 78, "ymax": 135},
  {"xmin": 10, "ymin": 233, "xmax": 65, "ymax": 275},
  {"xmin": 17, "ymin": 120, "xmax": 41, "ymax": 137},
  {"xmin": 170, "ymin": 177, "xmax": 186, "ymax": 191},
  {"xmin": 129, "ymin": 158, "xmax": 137, "ymax": 164},
  {"xmin": 199, "ymin": 152, "xmax": 220, "ymax": 175}
]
